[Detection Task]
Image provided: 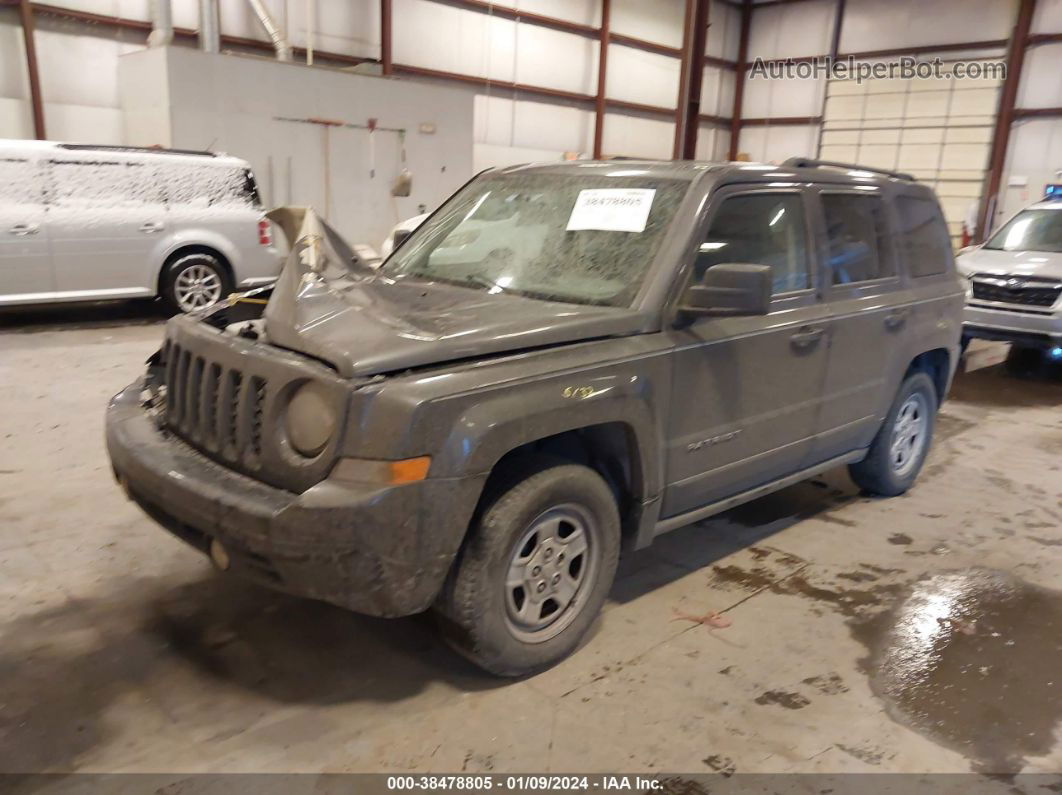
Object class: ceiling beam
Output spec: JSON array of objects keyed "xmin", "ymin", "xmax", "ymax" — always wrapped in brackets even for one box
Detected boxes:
[{"xmin": 18, "ymin": 0, "xmax": 45, "ymax": 139}]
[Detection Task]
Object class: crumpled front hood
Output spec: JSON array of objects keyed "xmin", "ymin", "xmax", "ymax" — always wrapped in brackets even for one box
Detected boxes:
[
  {"xmin": 262, "ymin": 208, "xmax": 642, "ymax": 378},
  {"xmin": 957, "ymin": 246, "xmax": 1062, "ymax": 280}
]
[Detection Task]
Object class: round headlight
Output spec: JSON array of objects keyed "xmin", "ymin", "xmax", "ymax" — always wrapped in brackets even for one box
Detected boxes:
[{"xmin": 285, "ymin": 383, "xmax": 335, "ymax": 457}]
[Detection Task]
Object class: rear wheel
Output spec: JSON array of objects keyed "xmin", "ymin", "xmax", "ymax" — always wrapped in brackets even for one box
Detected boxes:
[
  {"xmin": 162, "ymin": 253, "xmax": 232, "ymax": 314},
  {"xmin": 848, "ymin": 371, "xmax": 937, "ymax": 496},
  {"xmin": 435, "ymin": 459, "xmax": 620, "ymax": 676}
]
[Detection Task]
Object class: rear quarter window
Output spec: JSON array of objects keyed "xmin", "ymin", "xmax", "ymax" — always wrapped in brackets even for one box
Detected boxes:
[
  {"xmin": 896, "ymin": 196, "xmax": 953, "ymax": 277},
  {"xmin": 160, "ymin": 163, "xmax": 259, "ymax": 209}
]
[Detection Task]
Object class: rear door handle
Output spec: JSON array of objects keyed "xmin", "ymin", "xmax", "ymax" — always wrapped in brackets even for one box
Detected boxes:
[
  {"xmin": 790, "ymin": 325, "xmax": 826, "ymax": 349},
  {"xmin": 884, "ymin": 309, "xmax": 909, "ymax": 330},
  {"xmin": 139, "ymin": 221, "xmax": 164, "ymax": 234},
  {"xmin": 10, "ymin": 223, "xmax": 39, "ymax": 236}
]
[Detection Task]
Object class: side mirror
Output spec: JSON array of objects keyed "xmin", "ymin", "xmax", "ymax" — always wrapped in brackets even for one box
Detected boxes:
[
  {"xmin": 392, "ymin": 228, "xmax": 413, "ymax": 250},
  {"xmin": 680, "ymin": 263, "xmax": 772, "ymax": 318}
]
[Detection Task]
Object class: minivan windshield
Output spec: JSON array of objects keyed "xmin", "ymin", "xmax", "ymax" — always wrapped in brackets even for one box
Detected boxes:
[
  {"xmin": 380, "ymin": 170, "xmax": 691, "ymax": 307},
  {"xmin": 984, "ymin": 207, "xmax": 1062, "ymax": 253}
]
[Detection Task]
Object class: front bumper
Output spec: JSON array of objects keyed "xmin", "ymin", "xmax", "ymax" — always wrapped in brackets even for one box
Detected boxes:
[
  {"xmin": 106, "ymin": 380, "xmax": 486, "ymax": 616},
  {"xmin": 963, "ymin": 302, "xmax": 1062, "ymax": 349}
]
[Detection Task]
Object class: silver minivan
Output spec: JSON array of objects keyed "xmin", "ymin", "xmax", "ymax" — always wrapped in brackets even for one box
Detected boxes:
[{"xmin": 0, "ymin": 140, "xmax": 282, "ymax": 313}]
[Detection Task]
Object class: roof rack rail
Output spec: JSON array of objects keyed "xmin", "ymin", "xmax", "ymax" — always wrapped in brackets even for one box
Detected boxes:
[
  {"xmin": 55, "ymin": 144, "xmax": 217, "ymax": 158},
  {"xmin": 782, "ymin": 157, "xmax": 915, "ymax": 182}
]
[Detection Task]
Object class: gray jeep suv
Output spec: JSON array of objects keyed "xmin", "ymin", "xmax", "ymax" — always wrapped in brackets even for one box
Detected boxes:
[{"xmin": 106, "ymin": 158, "xmax": 964, "ymax": 675}]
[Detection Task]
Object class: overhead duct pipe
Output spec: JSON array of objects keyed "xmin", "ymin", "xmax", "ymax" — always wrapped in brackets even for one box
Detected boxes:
[
  {"xmin": 247, "ymin": 0, "xmax": 292, "ymax": 61},
  {"xmin": 198, "ymin": 0, "xmax": 220, "ymax": 53},
  {"xmin": 148, "ymin": 0, "xmax": 173, "ymax": 47}
]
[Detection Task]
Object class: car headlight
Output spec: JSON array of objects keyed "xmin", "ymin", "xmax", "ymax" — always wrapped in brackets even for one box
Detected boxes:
[{"xmin": 285, "ymin": 382, "xmax": 336, "ymax": 457}]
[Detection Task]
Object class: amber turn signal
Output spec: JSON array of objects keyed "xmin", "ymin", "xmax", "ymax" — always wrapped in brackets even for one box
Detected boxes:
[{"xmin": 331, "ymin": 456, "xmax": 432, "ymax": 485}]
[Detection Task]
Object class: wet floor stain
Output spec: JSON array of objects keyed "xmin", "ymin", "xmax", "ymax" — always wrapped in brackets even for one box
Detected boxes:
[
  {"xmin": 802, "ymin": 672, "xmax": 849, "ymax": 695},
  {"xmin": 702, "ymin": 754, "xmax": 736, "ymax": 776},
  {"xmin": 850, "ymin": 569, "xmax": 1062, "ymax": 774},
  {"xmin": 888, "ymin": 533, "xmax": 913, "ymax": 545},
  {"xmin": 754, "ymin": 690, "xmax": 810, "ymax": 709}
]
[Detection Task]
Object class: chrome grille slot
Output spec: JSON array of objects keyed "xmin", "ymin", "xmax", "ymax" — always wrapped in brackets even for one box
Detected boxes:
[
  {"xmin": 202, "ymin": 363, "xmax": 221, "ymax": 448},
  {"xmin": 249, "ymin": 376, "xmax": 266, "ymax": 461},
  {"xmin": 224, "ymin": 370, "xmax": 244, "ymax": 457},
  {"xmin": 187, "ymin": 356, "xmax": 204, "ymax": 439}
]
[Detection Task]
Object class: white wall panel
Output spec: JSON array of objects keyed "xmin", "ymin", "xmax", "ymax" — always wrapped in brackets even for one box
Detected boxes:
[
  {"xmin": 34, "ymin": 27, "xmax": 139, "ymax": 109},
  {"xmin": 45, "ymin": 0, "xmax": 150, "ymax": 22},
  {"xmin": 392, "ymin": 0, "xmax": 516, "ymax": 83},
  {"xmin": 606, "ymin": 44, "xmax": 679, "ymax": 109},
  {"xmin": 516, "ymin": 0, "xmax": 599, "ymax": 26},
  {"xmin": 707, "ymin": 1, "xmax": 741, "ymax": 62},
  {"xmin": 839, "ymin": 0, "xmax": 1016, "ymax": 54},
  {"xmin": 0, "ymin": 97, "xmax": 32, "ymax": 139},
  {"xmin": 738, "ymin": 124, "xmax": 817, "ymax": 163},
  {"xmin": 699, "ymin": 65, "xmax": 734, "ymax": 117},
  {"xmin": 0, "ymin": 16, "xmax": 27, "ymax": 101},
  {"xmin": 1018, "ymin": 44, "xmax": 1062, "ymax": 109},
  {"xmin": 474, "ymin": 94, "xmax": 594, "ymax": 154},
  {"xmin": 44, "ymin": 102, "xmax": 125, "ymax": 144},
  {"xmin": 742, "ymin": 73, "xmax": 824, "ymax": 118},
  {"xmin": 1032, "ymin": 0, "xmax": 1062, "ymax": 33},
  {"xmin": 695, "ymin": 124, "xmax": 729, "ymax": 161},
  {"xmin": 747, "ymin": 0, "xmax": 834, "ymax": 60},
  {"xmin": 611, "ymin": 0, "xmax": 683, "ymax": 48},
  {"xmin": 515, "ymin": 25, "xmax": 597, "ymax": 95},
  {"xmin": 601, "ymin": 112, "xmax": 674, "ymax": 159}
]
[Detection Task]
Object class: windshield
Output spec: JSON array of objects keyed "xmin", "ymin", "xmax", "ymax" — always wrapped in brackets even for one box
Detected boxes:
[
  {"xmin": 380, "ymin": 170, "xmax": 691, "ymax": 307},
  {"xmin": 984, "ymin": 208, "xmax": 1062, "ymax": 253}
]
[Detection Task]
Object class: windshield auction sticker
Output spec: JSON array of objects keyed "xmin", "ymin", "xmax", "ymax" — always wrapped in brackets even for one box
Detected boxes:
[{"xmin": 566, "ymin": 188, "xmax": 656, "ymax": 233}]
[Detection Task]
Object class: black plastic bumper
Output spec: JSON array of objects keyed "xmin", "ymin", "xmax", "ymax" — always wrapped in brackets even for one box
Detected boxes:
[{"xmin": 105, "ymin": 380, "xmax": 486, "ymax": 617}]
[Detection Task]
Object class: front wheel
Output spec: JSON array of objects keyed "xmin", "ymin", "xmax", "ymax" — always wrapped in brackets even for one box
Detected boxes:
[
  {"xmin": 848, "ymin": 371, "xmax": 937, "ymax": 497},
  {"xmin": 435, "ymin": 460, "xmax": 620, "ymax": 676}
]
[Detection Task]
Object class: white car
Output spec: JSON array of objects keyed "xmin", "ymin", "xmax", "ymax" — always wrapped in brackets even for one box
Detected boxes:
[
  {"xmin": 957, "ymin": 199, "xmax": 1062, "ymax": 356},
  {"xmin": 380, "ymin": 212, "xmax": 428, "ymax": 261},
  {"xmin": 0, "ymin": 140, "xmax": 283, "ymax": 313}
]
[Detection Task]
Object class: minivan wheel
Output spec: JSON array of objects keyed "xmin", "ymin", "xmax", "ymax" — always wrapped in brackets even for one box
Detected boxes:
[
  {"xmin": 162, "ymin": 254, "xmax": 232, "ymax": 314},
  {"xmin": 848, "ymin": 370, "xmax": 937, "ymax": 497},
  {"xmin": 435, "ymin": 459, "xmax": 620, "ymax": 676}
]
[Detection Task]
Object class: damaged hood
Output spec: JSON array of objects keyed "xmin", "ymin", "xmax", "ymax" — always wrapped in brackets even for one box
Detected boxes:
[{"xmin": 262, "ymin": 208, "xmax": 642, "ymax": 378}]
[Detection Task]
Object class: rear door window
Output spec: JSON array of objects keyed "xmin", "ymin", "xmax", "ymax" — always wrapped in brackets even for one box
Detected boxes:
[
  {"xmin": 161, "ymin": 164, "xmax": 259, "ymax": 208},
  {"xmin": 896, "ymin": 196, "xmax": 953, "ymax": 277},
  {"xmin": 821, "ymin": 194, "xmax": 893, "ymax": 284}
]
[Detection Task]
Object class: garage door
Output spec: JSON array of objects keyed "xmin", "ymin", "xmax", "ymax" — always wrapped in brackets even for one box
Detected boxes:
[{"xmin": 818, "ymin": 58, "xmax": 1004, "ymax": 245}]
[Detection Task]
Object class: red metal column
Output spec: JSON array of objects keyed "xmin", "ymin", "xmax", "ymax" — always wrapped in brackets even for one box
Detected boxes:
[
  {"xmin": 977, "ymin": 0, "xmax": 1036, "ymax": 241},
  {"xmin": 727, "ymin": 0, "xmax": 752, "ymax": 160},
  {"xmin": 593, "ymin": 0, "xmax": 611, "ymax": 158},
  {"xmin": 18, "ymin": 0, "xmax": 46, "ymax": 140},
  {"xmin": 381, "ymin": 0, "xmax": 393, "ymax": 75},
  {"xmin": 673, "ymin": 0, "xmax": 710, "ymax": 159}
]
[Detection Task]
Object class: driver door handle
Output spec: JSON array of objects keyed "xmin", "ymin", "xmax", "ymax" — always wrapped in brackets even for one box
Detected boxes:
[
  {"xmin": 10, "ymin": 223, "xmax": 39, "ymax": 236},
  {"xmin": 884, "ymin": 308, "xmax": 909, "ymax": 330},
  {"xmin": 790, "ymin": 325, "xmax": 826, "ymax": 349},
  {"xmin": 139, "ymin": 221, "xmax": 164, "ymax": 234}
]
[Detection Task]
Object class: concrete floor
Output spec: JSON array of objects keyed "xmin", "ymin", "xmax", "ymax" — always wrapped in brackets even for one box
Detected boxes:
[{"xmin": 1, "ymin": 302, "xmax": 1060, "ymax": 776}]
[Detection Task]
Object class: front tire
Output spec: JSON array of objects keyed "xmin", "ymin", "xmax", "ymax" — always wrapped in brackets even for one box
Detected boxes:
[
  {"xmin": 435, "ymin": 460, "xmax": 620, "ymax": 676},
  {"xmin": 162, "ymin": 253, "xmax": 232, "ymax": 314},
  {"xmin": 848, "ymin": 370, "xmax": 937, "ymax": 497}
]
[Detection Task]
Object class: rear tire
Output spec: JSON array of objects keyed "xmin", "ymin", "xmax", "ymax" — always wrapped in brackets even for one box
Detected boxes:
[
  {"xmin": 848, "ymin": 371, "xmax": 937, "ymax": 497},
  {"xmin": 435, "ymin": 459, "xmax": 620, "ymax": 677},
  {"xmin": 161, "ymin": 253, "xmax": 232, "ymax": 314}
]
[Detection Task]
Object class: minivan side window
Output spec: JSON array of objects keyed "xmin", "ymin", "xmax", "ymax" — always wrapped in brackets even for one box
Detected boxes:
[
  {"xmin": 50, "ymin": 160, "xmax": 163, "ymax": 208},
  {"xmin": 698, "ymin": 194, "xmax": 809, "ymax": 294},
  {"xmin": 896, "ymin": 196, "xmax": 952, "ymax": 277},
  {"xmin": 821, "ymin": 194, "xmax": 893, "ymax": 285}
]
